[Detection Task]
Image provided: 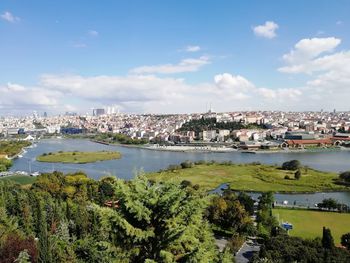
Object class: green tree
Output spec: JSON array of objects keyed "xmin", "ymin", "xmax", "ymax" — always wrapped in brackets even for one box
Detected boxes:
[
  {"xmin": 237, "ymin": 192, "xmax": 255, "ymax": 215},
  {"xmin": 94, "ymin": 175, "xmax": 219, "ymax": 262},
  {"xmin": 281, "ymin": 160, "xmax": 301, "ymax": 170},
  {"xmin": 322, "ymin": 227, "xmax": 334, "ymax": 249},
  {"xmin": 37, "ymin": 201, "xmax": 52, "ymax": 263}
]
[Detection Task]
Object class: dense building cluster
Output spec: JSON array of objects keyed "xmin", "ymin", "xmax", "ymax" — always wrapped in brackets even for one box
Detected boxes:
[{"xmin": 1, "ymin": 110, "xmax": 350, "ymax": 148}]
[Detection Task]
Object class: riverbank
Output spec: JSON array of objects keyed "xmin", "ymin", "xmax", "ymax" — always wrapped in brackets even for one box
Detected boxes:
[
  {"xmin": 37, "ymin": 151, "xmax": 122, "ymax": 164},
  {"xmin": 147, "ymin": 162, "xmax": 348, "ymax": 193}
]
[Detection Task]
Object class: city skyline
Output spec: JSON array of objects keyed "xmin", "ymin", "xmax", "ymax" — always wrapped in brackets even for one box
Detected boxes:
[{"xmin": 1, "ymin": 0, "xmax": 350, "ymax": 115}]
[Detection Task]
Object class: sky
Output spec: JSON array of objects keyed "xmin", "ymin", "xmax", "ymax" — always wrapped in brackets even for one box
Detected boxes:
[{"xmin": 0, "ymin": 0, "xmax": 349, "ymax": 115}]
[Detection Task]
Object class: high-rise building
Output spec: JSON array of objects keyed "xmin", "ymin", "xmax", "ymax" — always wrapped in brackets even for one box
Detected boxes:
[{"xmin": 93, "ymin": 108, "xmax": 105, "ymax": 116}]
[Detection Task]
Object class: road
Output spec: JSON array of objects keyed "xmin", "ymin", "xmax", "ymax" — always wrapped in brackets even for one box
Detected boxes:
[{"xmin": 235, "ymin": 242, "xmax": 260, "ymax": 263}]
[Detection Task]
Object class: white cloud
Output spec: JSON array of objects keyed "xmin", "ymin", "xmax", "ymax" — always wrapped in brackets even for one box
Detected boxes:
[
  {"xmin": 214, "ymin": 73, "xmax": 254, "ymax": 99},
  {"xmin": 185, "ymin": 45, "xmax": 201, "ymax": 52},
  {"xmin": 1, "ymin": 71, "xmax": 306, "ymax": 114},
  {"xmin": 277, "ymin": 37, "xmax": 350, "ymax": 110},
  {"xmin": 88, "ymin": 30, "xmax": 99, "ymax": 37},
  {"xmin": 1, "ymin": 11, "xmax": 20, "ymax": 23},
  {"xmin": 40, "ymin": 74, "xmax": 189, "ymax": 102},
  {"xmin": 279, "ymin": 37, "xmax": 341, "ymax": 70},
  {"xmin": 253, "ymin": 21, "xmax": 279, "ymax": 39},
  {"xmin": 130, "ymin": 56, "xmax": 210, "ymax": 74},
  {"xmin": 0, "ymin": 83, "xmax": 60, "ymax": 110}
]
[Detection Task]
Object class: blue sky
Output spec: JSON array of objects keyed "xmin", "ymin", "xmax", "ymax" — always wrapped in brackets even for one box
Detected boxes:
[{"xmin": 0, "ymin": 0, "xmax": 349, "ymax": 115}]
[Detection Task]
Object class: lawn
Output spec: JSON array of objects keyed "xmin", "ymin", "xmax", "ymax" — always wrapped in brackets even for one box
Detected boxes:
[
  {"xmin": 147, "ymin": 163, "xmax": 347, "ymax": 193},
  {"xmin": 0, "ymin": 175, "xmax": 37, "ymax": 185},
  {"xmin": 37, "ymin": 151, "xmax": 121, "ymax": 164},
  {"xmin": 273, "ymin": 208, "xmax": 350, "ymax": 244}
]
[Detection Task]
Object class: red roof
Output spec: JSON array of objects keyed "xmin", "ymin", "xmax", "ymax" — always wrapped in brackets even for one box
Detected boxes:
[
  {"xmin": 286, "ymin": 139, "xmax": 332, "ymax": 145},
  {"xmin": 332, "ymin": 137, "xmax": 350, "ymax": 141}
]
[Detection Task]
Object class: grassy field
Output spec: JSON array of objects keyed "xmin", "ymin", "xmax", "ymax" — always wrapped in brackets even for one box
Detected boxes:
[
  {"xmin": 0, "ymin": 175, "xmax": 37, "ymax": 185},
  {"xmin": 37, "ymin": 151, "xmax": 121, "ymax": 164},
  {"xmin": 273, "ymin": 208, "xmax": 350, "ymax": 244},
  {"xmin": 147, "ymin": 163, "xmax": 346, "ymax": 192}
]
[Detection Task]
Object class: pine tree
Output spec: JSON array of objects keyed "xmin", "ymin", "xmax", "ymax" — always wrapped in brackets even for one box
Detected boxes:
[
  {"xmin": 37, "ymin": 201, "xmax": 52, "ymax": 263},
  {"xmin": 322, "ymin": 227, "xmax": 334, "ymax": 249},
  {"xmin": 94, "ymin": 175, "xmax": 220, "ymax": 262}
]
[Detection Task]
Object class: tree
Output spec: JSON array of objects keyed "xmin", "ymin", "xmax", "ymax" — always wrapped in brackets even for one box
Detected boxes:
[
  {"xmin": 37, "ymin": 201, "xmax": 52, "ymax": 263},
  {"xmin": 294, "ymin": 169, "xmax": 301, "ymax": 180},
  {"xmin": 341, "ymin": 232, "xmax": 350, "ymax": 250},
  {"xmin": 94, "ymin": 175, "xmax": 219, "ymax": 262},
  {"xmin": 207, "ymin": 191, "xmax": 254, "ymax": 235},
  {"xmin": 339, "ymin": 171, "xmax": 350, "ymax": 183},
  {"xmin": 281, "ymin": 160, "xmax": 301, "ymax": 170},
  {"xmin": 322, "ymin": 227, "xmax": 334, "ymax": 249},
  {"xmin": 237, "ymin": 192, "xmax": 255, "ymax": 215},
  {"xmin": 255, "ymin": 233, "xmax": 350, "ymax": 263},
  {"xmin": 318, "ymin": 198, "xmax": 338, "ymax": 210}
]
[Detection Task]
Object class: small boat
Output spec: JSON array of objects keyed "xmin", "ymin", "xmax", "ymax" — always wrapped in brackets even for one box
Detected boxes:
[{"xmin": 30, "ymin": 172, "xmax": 40, "ymax": 177}]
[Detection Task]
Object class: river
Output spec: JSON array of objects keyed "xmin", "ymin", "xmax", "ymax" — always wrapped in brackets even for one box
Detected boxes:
[{"xmin": 10, "ymin": 138, "xmax": 350, "ymax": 205}]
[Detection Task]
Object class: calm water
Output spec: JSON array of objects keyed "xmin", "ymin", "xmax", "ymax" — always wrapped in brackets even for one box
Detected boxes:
[
  {"xmin": 212, "ymin": 184, "xmax": 350, "ymax": 207},
  {"xmin": 11, "ymin": 139, "xmax": 350, "ymax": 205}
]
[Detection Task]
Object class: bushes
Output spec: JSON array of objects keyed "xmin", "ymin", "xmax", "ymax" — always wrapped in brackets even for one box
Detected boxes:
[
  {"xmin": 0, "ymin": 158, "xmax": 12, "ymax": 172},
  {"xmin": 282, "ymin": 160, "xmax": 301, "ymax": 170},
  {"xmin": 180, "ymin": 161, "xmax": 194, "ymax": 169},
  {"xmin": 339, "ymin": 171, "xmax": 350, "ymax": 183},
  {"xmin": 294, "ymin": 169, "xmax": 302, "ymax": 180}
]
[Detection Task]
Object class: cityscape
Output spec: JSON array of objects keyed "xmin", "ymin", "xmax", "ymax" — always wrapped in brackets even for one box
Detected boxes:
[
  {"xmin": 1, "ymin": 1, "xmax": 350, "ymax": 262},
  {"xmin": 1, "ymin": 109, "xmax": 350, "ymax": 150}
]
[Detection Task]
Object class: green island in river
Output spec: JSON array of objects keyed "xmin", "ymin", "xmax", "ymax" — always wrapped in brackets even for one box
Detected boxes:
[
  {"xmin": 36, "ymin": 151, "xmax": 121, "ymax": 164},
  {"xmin": 147, "ymin": 162, "xmax": 348, "ymax": 193}
]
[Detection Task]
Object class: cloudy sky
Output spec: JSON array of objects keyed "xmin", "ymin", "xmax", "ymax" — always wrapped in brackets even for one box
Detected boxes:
[{"xmin": 0, "ymin": 0, "xmax": 349, "ymax": 115}]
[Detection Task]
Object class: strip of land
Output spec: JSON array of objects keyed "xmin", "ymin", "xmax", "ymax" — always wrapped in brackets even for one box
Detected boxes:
[
  {"xmin": 37, "ymin": 151, "xmax": 121, "ymax": 164},
  {"xmin": 273, "ymin": 208, "xmax": 350, "ymax": 244},
  {"xmin": 147, "ymin": 163, "xmax": 347, "ymax": 192}
]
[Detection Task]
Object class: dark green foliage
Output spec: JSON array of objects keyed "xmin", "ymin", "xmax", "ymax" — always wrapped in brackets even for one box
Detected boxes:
[
  {"xmin": 317, "ymin": 198, "xmax": 339, "ymax": 210},
  {"xmin": 294, "ymin": 169, "xmax": 301, "ymax": 180},
  {"xmin": 255, "ymin": 233, "xmax": 350, "ymax": 263},
  {"xmin": 256, "ymin": 192, "xmax": 278, "ymax": 238},
  {"xmin": 339, "ymin": 171, "xmax": 350, "ymax": 183},
  {"xmin": 180, "ymin": 160, "xmax": 194, "ymax": 169},
  {"xmin": 178, "ymin": 117, "xmax": 265, "ymax": 136},
  {"xmin": 237, "ymin": 192, "xmax": 255, "ymax": 215},
  {"xmin": 341, "ymin": 232, "xmax": 350, "ymax": 250},
  {"xmin": 282, "ymin": 160, "xmax": 301, "ymax": 170},
  {"xmin": 94, "ymin": 132, "xmax": 148, "ymax": 145},
  {"xmin": 322, "ymin": 227, "xmax": 334, "ymax": 249},
  {"xmin": 95, "ymin": 175, "xmax": 220, "ymax": 262}
]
